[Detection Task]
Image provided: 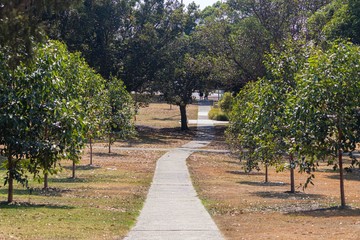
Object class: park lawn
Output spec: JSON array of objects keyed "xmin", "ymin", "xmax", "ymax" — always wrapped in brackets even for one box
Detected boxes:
[
  {"xmin": 135, "ymin": 103, "xmax": 198, "ymax": 129},
  {"xmin": 111, "ymin": 103, "xmax": 199, "ymax": 149},
  {"xmin": 188, "ymin": 150, "xmax": 360, "ymax": 239},
  {"xmin": 0, "ymin": 102, "xmax": 199, "ymax": 239},
  {"xmin": 0, "ymin": 144, "xmax": 163, "ymax": 239}
]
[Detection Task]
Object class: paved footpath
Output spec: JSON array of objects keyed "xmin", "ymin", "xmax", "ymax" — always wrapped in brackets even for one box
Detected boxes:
[{"xmin": 124, "ymin": 101, "xmax": 224, "ymax": 240}]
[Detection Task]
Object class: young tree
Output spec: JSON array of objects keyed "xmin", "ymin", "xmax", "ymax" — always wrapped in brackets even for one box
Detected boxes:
[
  {"xmin": 19, "ymin": 41, "xmax": 96, "ymax": 188},
  {"xmin": 104, "ymin": 78, "xmax": 135, "ymax": 153},
  {"xmin": 294, "ymin": 41, "xmax": 360, "ymax": 207},
  {"xmin": 227, "ymin": 39, "xmax": 311, "ymax": 188},
  {"xmin": 0, "ymin": 40, "xmax": 106, "ymax": 200}
]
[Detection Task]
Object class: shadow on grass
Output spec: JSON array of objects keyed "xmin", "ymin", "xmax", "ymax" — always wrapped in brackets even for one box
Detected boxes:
[
  {"xmin": 253, "ymin": 191, "xmax": 324, "ymax": 200},
  {"xmin": 238, "ymin": 181, "xmax": 288, "ymax": 187},
  {"xmin": 63, "ymin": 164, "xmax": 101, "ymax": 171},
  {"xmin": 0, "ymin": 201, "xmax": 74, "ymax": 209},
  {"xmin": 92, "ymin": 152, "xmax": 124, "ymax": 158},
  {"xmin": 224, "ymin": 160, "xmax": 241, "ymax": 165},
  {"xmin": 287, "ymin": 206, "xmax": 360, "ymax": 217},
  {"xmin": 327, "ymin": 171, "xmax": 360, "ymax": 181},
  {"xmin": 0, "ymin": 187, "xmax": 71, "ymax": 197},
  {"xmin": 152, "ymin": 114, "xmax": 180, "ymax": 121},
  {"xmin": 132, "ymin": 126, "xmax": 197, "ymax": 144},
  {"xmin": 226, "ymin": 170, "xmax": 264, "ymax": 176},
  {"xmin": 50, "ymin": 177, "xmax": 88, "ymax": 183}
]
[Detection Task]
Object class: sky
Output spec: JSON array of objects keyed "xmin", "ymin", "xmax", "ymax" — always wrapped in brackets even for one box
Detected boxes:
[{"xmin": 182, "ymin": 0, "xmax": 220, "ymax": 9}]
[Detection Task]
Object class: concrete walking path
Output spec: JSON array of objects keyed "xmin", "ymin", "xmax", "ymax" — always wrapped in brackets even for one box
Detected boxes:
[{"xmin": 124, "ymin": 101, "xmax": 224, "ymax": 240}]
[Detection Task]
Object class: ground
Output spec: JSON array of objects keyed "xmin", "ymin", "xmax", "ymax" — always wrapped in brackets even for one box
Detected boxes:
[
  {"xmin": 188, "ymin": 126, "xmax": 360, "ymax": 240},
  {"xmin": 1, "ymin": 102, "xmax": 360, "ymax": 239},
  {"xmin": 0, "ymin": 103, "xmax": 198, "ymax": 240}
]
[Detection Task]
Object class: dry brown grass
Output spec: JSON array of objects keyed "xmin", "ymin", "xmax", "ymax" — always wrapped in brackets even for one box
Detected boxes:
[
  {"xmin": 109, "ymin": 103, "xmax": 199, "ymax": 149},
  {"xmin": 0, "ymin": 102, "xmax": 200, "ymax": 239},
  {"xmin": 135, "ymin": 103, "xmax": 198, "ymax": 129},
  {"xmin": 188, "ymin": 152, "xmax": 360, "ymax": 240},
  {"xmin": 0, "ymin": 142, "xmax": 163, "ymax": 240}
]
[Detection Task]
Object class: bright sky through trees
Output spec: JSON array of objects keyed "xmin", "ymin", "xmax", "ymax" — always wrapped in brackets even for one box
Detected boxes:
[{"xmin": 183, "ymin": 0, "xmax": 220, "ymax": 9}]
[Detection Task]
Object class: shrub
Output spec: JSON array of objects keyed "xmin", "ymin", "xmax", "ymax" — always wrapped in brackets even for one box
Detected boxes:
[
  {"xmin": 208, "ymin": 108, "xmax": 229, "ymax": 121},
  {"xmin": 219, "ymin": 92, "xmax": 234, "ymax": 114}
]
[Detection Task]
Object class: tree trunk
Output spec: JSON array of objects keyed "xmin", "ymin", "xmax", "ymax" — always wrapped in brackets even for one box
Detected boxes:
[
  {"xmin": 89, "ymin": 137, "xmax": 93, "ymax": 166},
  {"xmin": 265, "ymin": 163, "xmax": 268, "ymax": 183},
  {"xmin": 289, "ymin": 154, "xmax": 295, "ymax": 193},
  {"xmin": 44, "ymin": 173, "xmax": 48, "ymax": 190},
  {"xmin": 338, "ymin": 126, "xmax": 346, "ymax": 208},
  {"xmin": 108, "ymin": 133, "xmax": 112, "ymax": 153},
  {"xmin": 179, "ymin": 104, "xmax": 188, "ymax": 131},
  {"xmin": 72, "ymin": 161, "xmax": 76, "ymax": 179},
  {"xmin": 7, "ymin": 155, "xmax": 13, "ymax": 203}
]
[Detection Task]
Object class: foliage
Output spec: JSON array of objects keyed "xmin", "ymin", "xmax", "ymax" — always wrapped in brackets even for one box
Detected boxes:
[
  {"xmin": 0, "ymin": 0, "xmax": 81, "ymax": 66},
  {"xmin": 218, "ymin": 92, "xmax": 234, "ymax": 114},
  {"xmin": 308, "ymin": 0, "xmax": 360, "ymax": 44},
  {"xmin": 0, "ymin": 40, "xmax": 107, "ymax": 201},
  {"xmin": 227, "ymin": 38, "xmax": 313, "ymax": 188},
  {"xmin": 104, "ymin": 77, "xmax": 135, "ymax": 152},
  {"xmin": 293, "ymin": 40, "xmax": 360, "ymax": 206},
  {"xmin": 208, "ymin": 108, "xmax": 229, "ymax": 121}
]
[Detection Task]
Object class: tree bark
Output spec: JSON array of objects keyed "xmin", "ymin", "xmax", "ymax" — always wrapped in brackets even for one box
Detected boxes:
[
  {"xmin": 108, "ymin": 133, "xmax": 112, "ymax": 153},
  {"xmin": 7, "ymin": 155, "xmax": 13, "ymax": 203},
  {"xmin": 289, "ymin": 154, "xmax": 295, "ymax": 193},
  {"xmin": 338, "ymin": 126, "xmax": 346, "ymax": 208},
  {"xmin": 44, "ymin": 173, "xmax": 48, "ymax": 190},
  {"xmin": 89, "ymin": 137, "xmax": 93, "ymax": 165},
  {"xmin": 265, "ymin": 163, "xmax": 268, "ymax": 183},
  {"xmin": 179, "ymin": 104, "xmax": 188, "ymax": 131},
  {"xmin": 72, "ymin": 161, "xmax": 76, "ymax": 179}
]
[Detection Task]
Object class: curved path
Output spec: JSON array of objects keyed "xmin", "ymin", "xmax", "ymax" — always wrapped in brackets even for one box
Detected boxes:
[{"xmin": 124, "ymin": 101, "xmax": 224, "ymax": 240}]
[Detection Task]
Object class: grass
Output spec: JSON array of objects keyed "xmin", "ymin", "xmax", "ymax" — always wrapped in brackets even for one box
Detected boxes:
[
  {"xmin": 135, "ymin": 103, "xmax": 198, "ymax": 128},
  {"xmin": 0, "ymin": 148, "xmax": 163, "ymax": 239},
  {"xmin": 188, "ymin": 151, "xmax": 360, "ymax": 240},
  {"xmin": 0, "ymin": 102, "xmax": 199, "ymax": 239}
]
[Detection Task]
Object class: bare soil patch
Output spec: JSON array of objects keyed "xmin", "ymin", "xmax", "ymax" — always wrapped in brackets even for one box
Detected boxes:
[{"xmin": 188, "ymin": 152, "xmax": 360, "ymax": 240}]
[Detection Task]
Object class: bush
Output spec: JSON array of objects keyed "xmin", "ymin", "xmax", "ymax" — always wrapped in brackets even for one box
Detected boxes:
[
  {"xmin": 219, "ymin": 92, "xmax": 234, "ymax": 114},
  {"xmin": 208, "ymin": 108, "xmax": 229, "ymax": 121}
]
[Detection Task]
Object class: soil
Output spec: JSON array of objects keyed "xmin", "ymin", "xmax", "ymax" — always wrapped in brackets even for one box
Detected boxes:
[{"xmin": 188, "ymin": 151, "xmax": 360, "ymax": 240}]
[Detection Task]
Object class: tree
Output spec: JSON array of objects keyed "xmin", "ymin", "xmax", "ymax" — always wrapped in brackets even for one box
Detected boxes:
[
  {"xmin": 227, "ymin": 38, "xmax": 312, "ymax": 189},
  {"xmin": 194, "ymin": 0, "xmax": 330, "ymax": 92},
  {"xmin": 0, "ymin": 40, "xmax": 106, "ymax": 200},
  {"xmin": 104, "ymin": 77, "xmax": 135, "ymax": 153},
  {"xmin": 50, "ymin": 0, "xmax": 133, "ymax": 80},
  {"xmin": 157, "ymin": 35, "xmax": 212, "ymax": 130},
  {"xmin": 293, "ymin": 41, "xmax": 360, "ymax": 207},
  {"xmin": 308, "ymin": 0, "xmax": 360, "ymax": 44},
  {"xmin": 0, "ymin": 0, "xmax": 81, "ymax": 67}
]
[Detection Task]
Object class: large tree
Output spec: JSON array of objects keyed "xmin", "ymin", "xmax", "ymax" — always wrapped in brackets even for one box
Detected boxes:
[{"xmin": 308, "ymin": 0, "xmax": 360, "ymax": 44}]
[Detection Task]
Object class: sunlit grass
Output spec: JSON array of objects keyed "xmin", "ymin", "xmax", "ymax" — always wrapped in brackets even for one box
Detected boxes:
[{"xmin": 0, "ymin": 148, "xmax": 162, "ymax": 239}]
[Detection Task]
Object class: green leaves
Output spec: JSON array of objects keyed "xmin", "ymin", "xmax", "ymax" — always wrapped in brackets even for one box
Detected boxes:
[
  {"xmin": 228, "ymin": 38, "xmax": 359, "ymax": 199},
  {"xmin": 0, "ymin": 40, "xmax": 111, "ymax": 201},
  {"xmin": 295, "ymin": 40, "xmax": 360, "ymax": 155}
]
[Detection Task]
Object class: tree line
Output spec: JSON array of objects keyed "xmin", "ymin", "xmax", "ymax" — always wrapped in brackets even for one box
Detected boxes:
[
  {"xmin": 1, "ymin": 0, "xmax": 359, "ymax": 206},
  {"xmin": 226, "ymin": 0, "xmax": 360, "ymax": 208}
]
